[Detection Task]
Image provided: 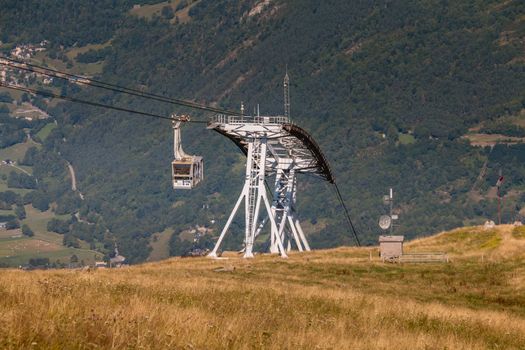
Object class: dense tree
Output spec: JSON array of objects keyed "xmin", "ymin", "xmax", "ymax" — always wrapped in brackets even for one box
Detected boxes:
[
  {"xmin": 14, "ymin": 205, "xmax": 26, "ymax": 220},
  {"xmin": 47, "ymin": 218, "xmax": 70, "ymax": 234},
  {"xmin": 28, "ymin": 257, "xmax": 49, "ymax": 267},
  {"xmin": 5, "ymin": 219, "xmax": 20, "ymax": 230},
  {"xmin": 161, "ymin": 6, "xmax": 175, "ymax": 20},
  {"xmin": 20, "ymin": 147, "xmax": 39, "ymax": 166},
  {"xmin": 0, "ymin": 191, "xmax": 19, "ymax": 205},
  {"xmin": 0, "ymin": 92, "xmax": 13, "ymax": 103},
  {"xmin": 7, "ymin": 172, "xmax": 37, "ymax": 189},
  {"xmin": 22, "ymin": 224, "xmax": 34, "ymax": 237},
  {"xmin": 31, "ymin": 192, "xmax": 51, "ymax": 212}
]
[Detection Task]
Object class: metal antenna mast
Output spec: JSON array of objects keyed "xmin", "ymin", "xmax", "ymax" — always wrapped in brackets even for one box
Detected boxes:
[
  {"xmin": 496, "ymin": 170, "xmax": 504, "ymax": 225},
  {"xmin": 283, "ymin": 68, "xmax": 291, "ymax": 121}
]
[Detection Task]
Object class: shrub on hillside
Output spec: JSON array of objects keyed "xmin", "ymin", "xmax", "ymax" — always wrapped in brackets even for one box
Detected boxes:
[
  {"xmin": 5, "ymin": 219, "xmax": 20, "ymax": 230},
  {"xmin": 47, "ymin": 218, "xmax": 70, "ymax": 234},
  {"xmin": 7, "ymin": 172, "xmax": 37, "ymax": 189},
  {"xmin": 15, "ymin": 205, "xmax": 26, "ymax": 220},
  {"xmin": 22, "ymin": 224, "xmax": 34, "ymax": 237},
  {"xmin": 28, "ymin": 257, "xmax": 49, "ymax": 267},
  {"xmin": 31, "ymin": 192, "xmax": 51, "ymax": 212}
]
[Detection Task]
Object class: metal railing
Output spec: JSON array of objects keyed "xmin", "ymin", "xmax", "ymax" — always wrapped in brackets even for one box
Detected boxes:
[
  {"xmin": 399, "ymin": 252, "xmax": 449, "ymax": 263},
  {"xmin": 381, "ymin": 252, "xmax": 449, "ymax": 263},
  {"xmin": 212, "ymin": 114, "xmax": 288, "ymax": 125}
]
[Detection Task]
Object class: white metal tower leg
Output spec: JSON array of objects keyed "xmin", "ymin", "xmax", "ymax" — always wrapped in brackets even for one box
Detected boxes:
[
  {"xmin": 287, "ymin": 216, "xmax": 303, "ymax": 252},
  {"xmin": 271, "ymin": 168, "xmax": 303, "ymax": 253},
  {"xmin": 277, "ymin": 214, "xmax": 287, "ymax": 248},
  {"xmin": 243, "ymin": 141, "xmax": 257, "ymax": 258},
  {"xmin": 269, "ymin": 228, "xmax": 279, "ymax": 254},
  {"xmin": 254, "ymin": 215, "xmax": 268, "ymax": 239},
  {"xmin": 269, "ymin": 168, "xmax": 283, "ymax": 254},
  {"xmin": 245, "ymin": 139, "xmax": 268, "ymax": 258},
  {"xmin": 283, "ymin": 169, "xmax": 304, "ymax": 251},
  {"xmin": 248, "ymin": 139, "xmax": 268, "ymax": 257},
  {"xmin": 208, "ymin": 186, "xmax": 246, "ymax": 258},
  {"xmin": 262, "ymin": 193, "xmax": 287, "ymax": 258},
  {"xmin": 294, "ymin": 218, "xmax": 310, "ymax": 251}
]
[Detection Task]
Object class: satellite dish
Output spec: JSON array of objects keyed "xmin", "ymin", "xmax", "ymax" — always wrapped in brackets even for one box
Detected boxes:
[{"xmin": 379, "ymin": 215, "xmax": 392, "ymax": 230}]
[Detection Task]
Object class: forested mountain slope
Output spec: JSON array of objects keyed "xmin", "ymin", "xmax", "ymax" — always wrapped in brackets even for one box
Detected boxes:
[{"xmin": 1, "ymin": 0, "xmax": 524, "ymax": 262}]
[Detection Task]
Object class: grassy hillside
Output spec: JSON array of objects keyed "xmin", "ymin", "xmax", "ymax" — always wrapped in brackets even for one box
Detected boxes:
[
  {"xmin": 0, "ymin": 135, "xmax": 101, "ymax": 267},
  {"xmin": 1, "ymin": 225, "xmax": 525, "ymax": 349},
  {"xmin": 0, "ymin": 205, "xmax": 103, "ymax": 267}
]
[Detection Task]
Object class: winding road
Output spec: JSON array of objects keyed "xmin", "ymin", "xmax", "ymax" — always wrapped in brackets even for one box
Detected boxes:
[{"xmin": 66, "ymin": 161, "xmax": 84, "ymax": 200}]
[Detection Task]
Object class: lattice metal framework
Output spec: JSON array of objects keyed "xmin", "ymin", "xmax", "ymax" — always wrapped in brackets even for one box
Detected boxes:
[{"xmin": 207, "ymin": 114, "xmax": 333, "ymax": 258}]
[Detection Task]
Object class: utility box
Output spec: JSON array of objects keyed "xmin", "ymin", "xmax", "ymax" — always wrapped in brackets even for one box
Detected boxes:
[{"xmin": 379, "ymin": 235, "xmax": 404, "ymax": 261}]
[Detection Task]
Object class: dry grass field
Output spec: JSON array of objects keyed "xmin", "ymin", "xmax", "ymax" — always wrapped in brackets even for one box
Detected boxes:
[{"xmin": 1, "ymin": 225, "xmax": 525, "ymax": 349}]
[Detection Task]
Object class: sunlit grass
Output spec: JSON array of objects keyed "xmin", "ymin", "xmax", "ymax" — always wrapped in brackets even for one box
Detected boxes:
[
  {"xmin": 1, "ymin": 225, "xmax": 525, "ymax": 349},
  {"xmin": 35, "ymin": 123, "xmax": 56, "ymax": 141},
  {"xmin": 512, "ymin": 226, "xmax": 525, "ymax": 239}
]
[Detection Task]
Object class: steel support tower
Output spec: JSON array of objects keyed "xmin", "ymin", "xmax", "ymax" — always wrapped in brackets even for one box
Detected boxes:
[{"xmin": 207, "ymin": 115, "xmax": 333, "ymax": 258}]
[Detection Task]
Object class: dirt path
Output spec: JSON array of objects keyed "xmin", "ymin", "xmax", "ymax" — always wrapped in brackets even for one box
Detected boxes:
[{"xmin": 66, "ymin": 162, "xmax": 84, "ymax": 200}]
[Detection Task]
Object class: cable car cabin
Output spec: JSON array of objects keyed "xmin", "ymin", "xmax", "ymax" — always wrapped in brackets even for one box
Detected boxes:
[
  {"xmin": 172, "ymin": 156, "xmax": 203, "ymax": 190},
  {"xmin": 171, "ymin": 117, "xmax": 203, "ymax": 190}
]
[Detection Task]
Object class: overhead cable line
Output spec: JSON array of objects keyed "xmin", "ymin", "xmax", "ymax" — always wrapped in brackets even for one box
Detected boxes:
[
  {"xmin": 2, "ymin": 57, "xmax": 362, "ymax": 246},
  {"xmin": 332, "ymin": 181, "xmax": 361, "ymax": 246},
  {"xmin": 0, "ymin": 55, "xmax": 242, "ymax": 116},
  {"xmin": 0, "ymin": 82, "xmax": 207, "ymax": 124}
]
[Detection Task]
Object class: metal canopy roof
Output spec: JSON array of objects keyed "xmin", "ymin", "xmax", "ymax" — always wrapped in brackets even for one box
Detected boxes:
[{"xmin": 208, "ymin": 115, "xmax": 334, "ymax": 183}]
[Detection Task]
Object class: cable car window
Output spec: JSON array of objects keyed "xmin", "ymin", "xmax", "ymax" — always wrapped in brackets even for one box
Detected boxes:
[{"xmin": 173, "ymin": 163, "xmax": 192, "ymax": 176}]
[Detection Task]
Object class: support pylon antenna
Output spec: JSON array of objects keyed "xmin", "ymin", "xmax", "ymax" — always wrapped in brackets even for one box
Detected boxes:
[{"xmin": 283, "ymin": 67, "xmax": 291, "ymax": 121}]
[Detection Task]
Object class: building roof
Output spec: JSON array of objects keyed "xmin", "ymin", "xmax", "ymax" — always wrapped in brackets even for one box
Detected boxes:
[{"xmin": 378, "ymin": 235, "xmax": 404, "ymax": 243}]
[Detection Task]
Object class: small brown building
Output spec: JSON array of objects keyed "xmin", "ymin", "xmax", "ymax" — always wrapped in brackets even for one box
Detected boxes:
[{"xmin": 379, "ymin": 235, "xmax": 404, "ymax": 261}]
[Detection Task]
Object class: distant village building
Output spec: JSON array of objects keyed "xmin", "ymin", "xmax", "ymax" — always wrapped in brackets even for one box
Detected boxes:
[
  {"xmin": 94, "ymin": 261, "xmax": 107, "ymax": 268},
  {"xmin": 10, "ymin": 42, "xmax": 47, "ymax": 60},
  {"xmin": 379, "ymin": 235, "xmax": 404, "ymax": 261}
]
